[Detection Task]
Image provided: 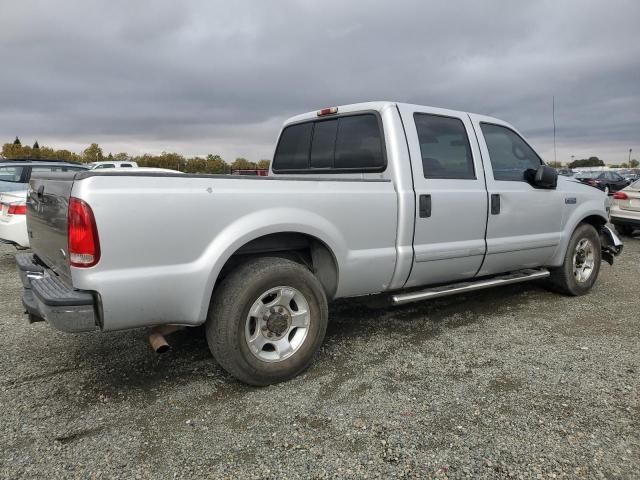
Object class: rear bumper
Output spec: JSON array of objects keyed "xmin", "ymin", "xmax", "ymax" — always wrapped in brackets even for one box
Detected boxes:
[
  {"xmin": 16, "ymin": 253, "xmax": 99, "ymax": 333},
  {"xmin": 610, "ymin": 213, "xmax": 640, "ymax": 228}
]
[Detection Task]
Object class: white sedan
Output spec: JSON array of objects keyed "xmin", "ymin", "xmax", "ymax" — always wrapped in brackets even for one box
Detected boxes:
[
  {"xmin": 1, "ymin": 168, "xmax": 183, "ymax": 249},
  {"xmin": 0, "ymin": 190, "xmax": 29, "ymax": 248},
  {"xmin": 610, "ymin": 179, "xmax": 640, "ymax": 237}
]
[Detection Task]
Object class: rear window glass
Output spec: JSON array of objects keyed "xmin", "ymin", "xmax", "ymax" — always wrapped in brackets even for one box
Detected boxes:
[
  {"xmin": 273, "ymin": 113, "xmax": 385, "ymax": 172},
  {"xmin": 121, "ymin": 164, "xmax": 133, "ymax": 167},
  {"xmin": 310, "ymin": 119, "xmax": 338, "ymax": 169},
  {"xmin": 334, "ymin": 115, "xmax": 384, "ymax": 169},
  {"xmin": 0, "ymin": 166, "xmax": 25, "ymax": 183},
  {"xmin": 273, "ymin": 123, "xmax": 313, "ymax": 170},
  {"xmin": 414, "ymin": 113, "xmax": 475, "ymax": 179}
]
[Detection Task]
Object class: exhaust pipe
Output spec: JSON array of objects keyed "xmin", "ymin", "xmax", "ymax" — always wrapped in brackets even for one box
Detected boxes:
[{"xmin": 148, "ymin": 325, "xmax": 183, "ymax": 354}]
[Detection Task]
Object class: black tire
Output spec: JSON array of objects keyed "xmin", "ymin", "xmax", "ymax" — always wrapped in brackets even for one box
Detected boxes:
[
  {"xmin": 206, "ymin": 257, "xmax": 328, "ymax": 386},
  {"xmin": 548, "ymin": 223, "xmax": 601, "ymax": 296}
]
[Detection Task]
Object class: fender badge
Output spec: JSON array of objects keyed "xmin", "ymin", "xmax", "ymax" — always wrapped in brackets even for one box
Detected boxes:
[{"xmin": 565, "ymin": 197, "xmax": 577, "ymax": 204}]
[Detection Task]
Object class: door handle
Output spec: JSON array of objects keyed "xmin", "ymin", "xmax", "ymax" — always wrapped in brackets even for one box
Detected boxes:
[
  {"xmin": 490, "ymin": 194, "xmax": 500, "ymax": 215},
  {"xmin": 419, "ymin": 194, "xmax": 431, "ymax": 218}
]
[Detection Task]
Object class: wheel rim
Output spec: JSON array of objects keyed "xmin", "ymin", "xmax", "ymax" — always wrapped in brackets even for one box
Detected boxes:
[
  {"xmin": 572, "ymin": 238, "xmax": 595, "ymax": 283},
  {"xmin": 244, "ymin": 286, "xmax": 310, "ymax": 363}
]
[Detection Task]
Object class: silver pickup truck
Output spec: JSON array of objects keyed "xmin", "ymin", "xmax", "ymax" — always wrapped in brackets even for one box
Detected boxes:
[{"xmin": 18, "ymin": 101, "xmax": 622, "ymax": 385}]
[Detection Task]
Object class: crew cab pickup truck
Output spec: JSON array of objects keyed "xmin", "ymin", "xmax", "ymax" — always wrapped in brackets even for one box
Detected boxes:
[{"xmin": 18, "ymin": 102, "xmax": 622, "ymax": 385}]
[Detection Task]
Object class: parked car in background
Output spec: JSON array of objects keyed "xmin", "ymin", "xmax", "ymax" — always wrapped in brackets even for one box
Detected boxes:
[
  {"xmin": 0, "ymin": 160, "xmax": 87, "ymax": 248},
  {"xmin": 19, "ymin": 101, "xmax": 622, "ymax": 385},
  {"xmin": 574, "ymin": 171, "xmax": 628, "ymax": 194},
  {"xmin": 87, "ymin": 161, "xmax": 139, "ymax": 169},
  {"xmin": 0, "ymin": 190, "xmax": 29, "ymax": 248},
  {"xmin": 610, "ymin": 179, "xmax": 640, "ymax": 236},
  {"xmin": 557, "ymin": 168, "xmax": 574, "ymax": 177},
  {"xmin": 231, "ymin": 169, "xmax": 269, "ymax": 176},
  {"xmin": 0, "ymin": 160, "xmax": 87, "ymax": 194}
]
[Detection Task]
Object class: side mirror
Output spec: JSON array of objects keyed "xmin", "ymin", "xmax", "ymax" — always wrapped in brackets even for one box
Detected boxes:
[{"xmin": 531, "ymin": 165, "xmax": 557, "ymax": 189}]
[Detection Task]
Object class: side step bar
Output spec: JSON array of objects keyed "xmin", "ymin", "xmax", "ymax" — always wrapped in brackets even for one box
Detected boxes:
[{"xmin": 392, "ymin": 268, "xmax": 550, "ymax": 306}]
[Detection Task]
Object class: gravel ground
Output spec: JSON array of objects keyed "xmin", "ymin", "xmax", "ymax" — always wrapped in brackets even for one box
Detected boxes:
[{"xmin": 0, "ymin": 238, "xmax": 639, "ymax": 479}]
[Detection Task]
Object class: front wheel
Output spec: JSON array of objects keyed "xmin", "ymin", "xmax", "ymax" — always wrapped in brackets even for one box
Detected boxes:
[
  {"xmin": 206, "ymin": 257, "xmax": 328, "ymax": 385},
  {"xmin": 548, "ymin": 223, "xmax": 601, "ymax": 296}
]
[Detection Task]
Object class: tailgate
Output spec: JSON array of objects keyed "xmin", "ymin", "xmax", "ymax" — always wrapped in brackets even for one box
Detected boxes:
[{"xmin": 27, "ymin": 172, "xmax": 77, "ymax": 281}]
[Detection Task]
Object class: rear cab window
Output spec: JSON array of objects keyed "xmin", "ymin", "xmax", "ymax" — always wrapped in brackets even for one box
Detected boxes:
[
  {"xmin": 272, "ymin": 113, "xmax": 385, "ymax": 173},
  {"xmin": 0, "ymin": 166, "xmax": 27, "ymax": 191}
]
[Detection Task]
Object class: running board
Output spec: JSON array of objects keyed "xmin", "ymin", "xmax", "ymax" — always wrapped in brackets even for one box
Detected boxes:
[{"xmin": 391, "ymin": 268, "xmax": 550, "ymax": 305}]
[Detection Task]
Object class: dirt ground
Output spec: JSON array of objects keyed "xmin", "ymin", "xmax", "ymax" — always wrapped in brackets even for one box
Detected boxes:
[{"xmin": 0, "ymin": 237, "xmax": 638, "ymax": 479}]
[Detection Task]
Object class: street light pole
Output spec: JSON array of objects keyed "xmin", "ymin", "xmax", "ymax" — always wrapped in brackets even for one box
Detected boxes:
[{"xmin": 629, "ymin": 148, "xmax": 633, "ymax": 164}]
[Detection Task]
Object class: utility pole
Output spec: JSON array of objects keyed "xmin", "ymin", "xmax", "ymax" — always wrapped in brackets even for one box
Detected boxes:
[
  {"xmin": 552, "ymin": 96, "xmax": 557, "ymax": 165},
  {"xmin": 629, "ymin": 148, "xmax": 633, "ymax": 164}
]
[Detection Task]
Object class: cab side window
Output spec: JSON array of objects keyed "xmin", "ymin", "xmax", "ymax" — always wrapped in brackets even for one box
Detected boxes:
[
  {"xmin": 480, "ymin": 123, "xmax": 543, "ymax": 181},
  {"xmin": 414, "ymin": 113, "xmax": 475, "ymax": 179}
]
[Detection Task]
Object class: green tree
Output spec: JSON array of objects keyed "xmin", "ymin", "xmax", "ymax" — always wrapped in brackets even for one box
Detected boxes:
[
  {"xmin": 205, "ymin": 154, "xmax": 228, "ymax": 174},
  {"xmin": 114, "ymin": 152, "xmax": 129, "ymax": 161},
  {"xmin": 83, "ymin": 143, "xmax": 103, "ymax": 163},
  {"xmin": 13, "ymin": 136, "xmax": 21, "ymax": 145},
  {"xmin": 548, "ymin": 160, "xmax": 563, "ymax": 168},
  {"xmin": 630, "ymin": 159, "xmax": 639, "ymax": 168},
  {"xmin": 568, "ymin": 156, "xmax": 605, "ymax": 169},
  {"xmin": 257, "ymin": 159, "xmax": 271, "ymax": 170},
  {"xmin": 184, "ymin": 157, "xmax": 207, "ymax": 173},
  {"xmin": 231, "ymin": 158, "xmax": 256, "ymax": 170}
]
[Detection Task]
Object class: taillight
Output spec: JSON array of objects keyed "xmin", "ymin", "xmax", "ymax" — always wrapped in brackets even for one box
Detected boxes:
[
  {"xmin": 68, "ymin": 197, "xmax": 100, "ymax": 267},
  {"xmin": 613, "ymin": 191, "xmax": 628, "ymax": 200},
  {"xmin": 7, "ymin": 204, "xmax": 27, "ymax": 215}
]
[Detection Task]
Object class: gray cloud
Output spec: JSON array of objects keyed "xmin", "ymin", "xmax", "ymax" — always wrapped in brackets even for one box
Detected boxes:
[{"xmin": 1, "ymin": 0, "xmax": 638, "ymax": 163}]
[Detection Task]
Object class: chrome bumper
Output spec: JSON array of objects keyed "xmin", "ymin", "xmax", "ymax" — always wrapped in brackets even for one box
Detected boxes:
[
  {"xmin": 601, "ymin": 225, "xmax": 623, "ymax": 265},
  {"xmin": 16, "ymin": 254, "xmax": 99, "ymax": 333}
]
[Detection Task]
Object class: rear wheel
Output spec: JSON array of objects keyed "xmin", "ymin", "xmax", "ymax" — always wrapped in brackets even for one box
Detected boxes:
[
  {"xmin": 548, "ymin": 223, "xmax": 601, "ymax": 296},
  {"xmin": 206, "ymin": 257, "xmax": 328, "ymax": 385}
]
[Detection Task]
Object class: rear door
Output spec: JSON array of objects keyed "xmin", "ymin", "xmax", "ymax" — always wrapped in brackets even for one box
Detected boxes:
[
  {"xmin": 397, "ymin": 105, "xmax": 488, "ymax": 287},
  {"xmin": 470, "ymin": 114, "xmax": 564, "ymax": 275}
]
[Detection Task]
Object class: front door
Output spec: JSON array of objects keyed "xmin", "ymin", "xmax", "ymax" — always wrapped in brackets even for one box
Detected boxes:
[
  {"xmin": 397, "ymin": 105, "xmax": 488, "ymax": 288},
  {"xmin": 469, "ymin": 114, "xmax": 563, "ymax": 276}
]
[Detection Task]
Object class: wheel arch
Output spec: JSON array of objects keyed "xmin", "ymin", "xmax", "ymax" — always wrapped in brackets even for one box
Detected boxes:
[
  {"xmin": 550, "ymin": 209, "xmax": 609, "ymax": 266},
  {"xmin": 215, "ymin": 231, "xmax": 340, "ymax": 298},
  {"xmin": 197, "ymin": 209, "xmax": 345, "ymax": 323}
]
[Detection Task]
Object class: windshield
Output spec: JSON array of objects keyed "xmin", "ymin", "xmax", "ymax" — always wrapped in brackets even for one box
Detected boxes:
[
  {"xmin": 631, "ymin": 179, "xmax": 640, "ymax": 189},
  {"xmin": 0, "ymin": 166, "xmax": 27, "ymax": 192}
]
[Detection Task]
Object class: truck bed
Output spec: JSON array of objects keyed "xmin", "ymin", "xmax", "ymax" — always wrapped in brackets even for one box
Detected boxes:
[{"xmin": 27, "ymin": 170, "xmax": 400, "ymax": 330}]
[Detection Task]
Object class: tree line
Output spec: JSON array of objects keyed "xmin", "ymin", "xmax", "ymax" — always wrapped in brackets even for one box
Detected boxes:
[
  {"xmin": 548, "ymin": 156, "xmax": 638, "ymax": 169},
  {"xmin": 1, "ymin": 138, "xmax": 270, "ymax": 174}
]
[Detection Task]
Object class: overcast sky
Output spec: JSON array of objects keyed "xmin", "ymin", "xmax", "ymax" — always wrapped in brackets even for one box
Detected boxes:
[{"xmin": 1, "ymin": 0, "xmax": 638, "ymax": 164}]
